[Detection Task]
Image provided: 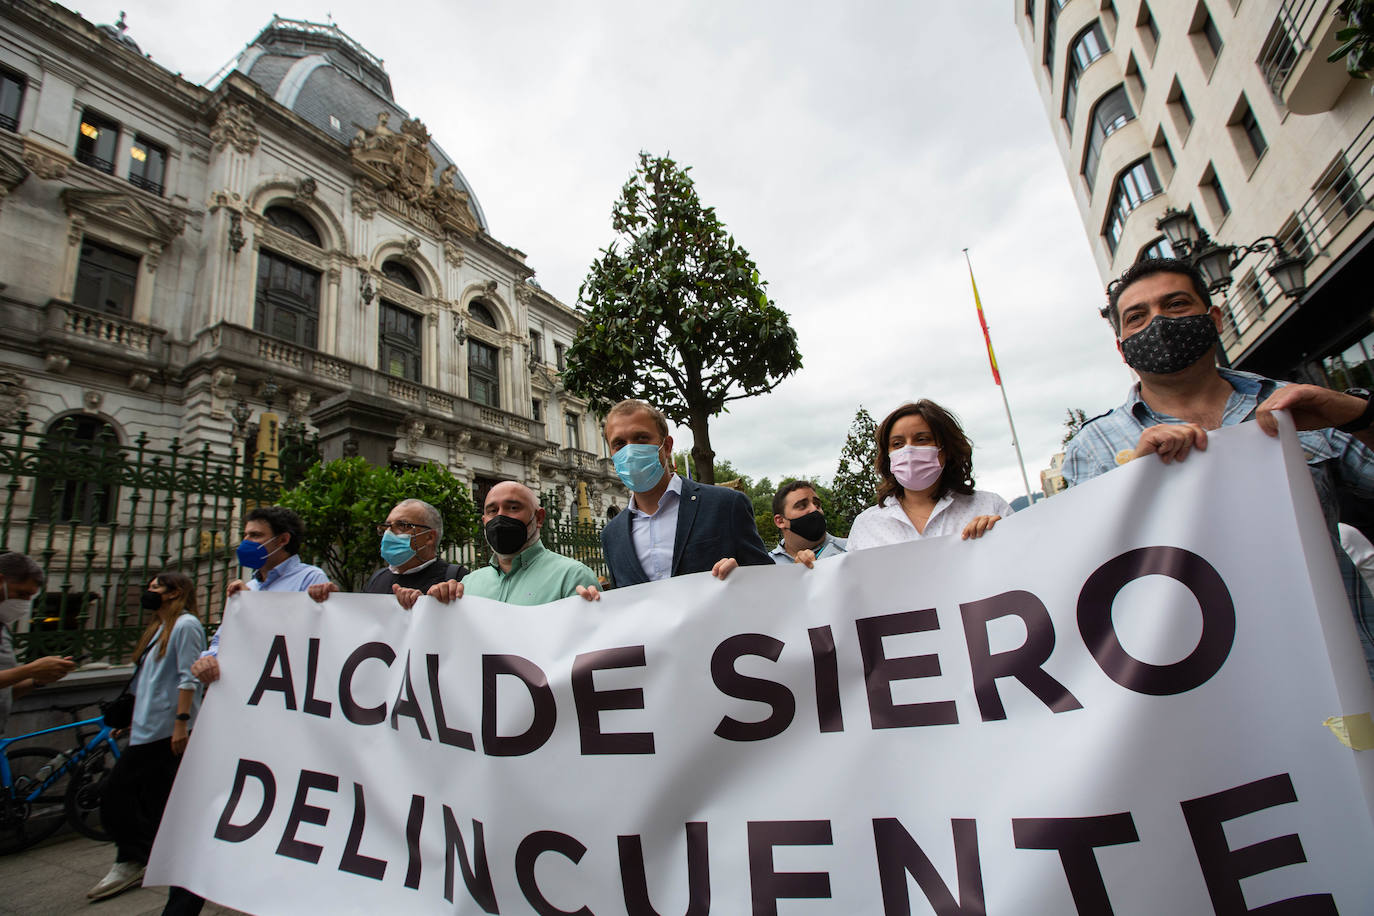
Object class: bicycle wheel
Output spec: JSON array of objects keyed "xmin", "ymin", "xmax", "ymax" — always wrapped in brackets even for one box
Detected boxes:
[
  {"xmin": 0, "ymin": 746, "xmax": 72, "ymax": 854},
  {"xmin": 65, "ymin": 747, "xmax": 115, "ymax": 841}
]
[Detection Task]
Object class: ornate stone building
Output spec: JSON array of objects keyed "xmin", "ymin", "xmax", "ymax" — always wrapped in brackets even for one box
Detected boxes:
[
  {"xmin": 0, "ymin": 4, "xmax": 621, "ymax": 513},
  {"xmin": 1018, "ymin": 1, "xmax": 1374, "ymax": 387}
]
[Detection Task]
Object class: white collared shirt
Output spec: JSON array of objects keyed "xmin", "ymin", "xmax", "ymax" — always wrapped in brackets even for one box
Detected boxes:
[
  {"xmin": 846, "ymin": 489, "xmax": 1012, "ymax": 551},
  {"xmin": 628, "ymin": 473, "xmax": 683, "ymax": 581}
]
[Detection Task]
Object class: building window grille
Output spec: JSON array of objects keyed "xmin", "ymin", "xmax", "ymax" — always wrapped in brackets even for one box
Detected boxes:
[
  {"xmin": 264, "ymin": 205, "xmax": 322, "ymax": 246},
  {"xmin": 127, "ymin": 135, "xmax": 167, "ymax": 196},
  {"xmin": 0, "ymin": 67, "xmax": 24, "ymax": 132},
  {"xmin": 1063, "ymin": 21, "xmax": 1109, "ymax": 129},
  {"xmin": 379, "ymin": 302, "xmax": 422, "ymax": 381},
  {"xmin": 1083, "ymin": 85, "xmax": 1134, "ymax": 187},
  {"xmin": 255, "ymin": 250, "xmax": 321, "ymax": 348},
  {"xmin": 468, "ymin": 339, "xmax": 500, "ymax": 408},
  {"xmin": 33, "ymin": 415, "xmax": 120, "ymax": 525},
  {"xmin": 75, "ymin": 109, "xmax": 119, "ymax": 174},
  {"xmin": 73, "ymin": 239, "xmax": 139, "ymax": 317},
  {"xmin": 1258, "ymin": 18, "xmax": 1300, "ymax": 99},
  {"xmin": 1104, "ymin": 158, "xmax": 1162, "ymax": 253},
  {"xmin": 1316, "ymin": 157, "xmax": 1364, "ymax": 230}
]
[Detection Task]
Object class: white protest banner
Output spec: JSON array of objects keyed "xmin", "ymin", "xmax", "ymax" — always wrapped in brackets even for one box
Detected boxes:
[{"xmin": 148, "ymin": 419, "xmax": 1374, "ymax": 914}]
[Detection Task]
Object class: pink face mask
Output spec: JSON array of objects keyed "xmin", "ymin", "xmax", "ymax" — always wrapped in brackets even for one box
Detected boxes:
[{"xmin": 889, "ymin": 445, "xmax": 942, "ymax": 492}]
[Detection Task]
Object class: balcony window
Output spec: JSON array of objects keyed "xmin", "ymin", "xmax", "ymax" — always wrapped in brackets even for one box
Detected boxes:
[
  {"xmin": 468, "ymin": 339, "xmax": 500, "ymax": 408},
  {"xmin": 255, "ymin": 250, "xmax": 321, "ymax": 348},
  {"xmin": 127, "ymin": 135, "xmax": 166, "ymax": 196},
  {"xmin": 1062, "ymin": 21, "xmax": 1109, "ymax": 130},
  {"xmin": 555, "ymin": 341, "xmax": 566, "ymax": 372},
  {"xmin": 1259, "ymin": 18, "xmax": 1300, "ymax": 98},
  {"xmin": 1082, "ymin": 85, "xmax": 1134, "ymax": 187},
  {"xmin": 529, "ymin": 329, "xmax": 543, "ymax": 364},
  {"xmin": 73, "ymin": 238, "xmax": 139, "ymax": 317},
  {"xmin": 1104, "ymin": 158, "xmax": 1162, "ymax": 254},
  {"xmin": 0, "ymin": 67, "xmax": 24, "ymax": 132},
  {"xmin": 75, "ymin": 109, "xmax": 119, "ymax": 174},
  {"xmin": 1316, "ymin": 156, "xmax": 1364, "ymax": 230},
  {"xmin": 379, "ymin": 302, "xmax": 422, "ymax": 381},
  {"xmin": 532, "ymin": 399, "xmax": 543, "ymax": 422},
  {"xmin": 565, "ymin": 413, "xmax": 581, "ymax": 450}
]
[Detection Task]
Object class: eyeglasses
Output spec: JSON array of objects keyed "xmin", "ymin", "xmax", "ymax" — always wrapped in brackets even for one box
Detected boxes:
[{"xmin": 376, "ymin": 521, "xmax": 433, "ymax": 536}]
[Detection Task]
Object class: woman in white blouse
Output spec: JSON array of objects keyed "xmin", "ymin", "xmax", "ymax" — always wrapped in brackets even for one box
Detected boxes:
[{"xmin": 847, "ymin": 400, "xmax": 1011, "ymax": 550}]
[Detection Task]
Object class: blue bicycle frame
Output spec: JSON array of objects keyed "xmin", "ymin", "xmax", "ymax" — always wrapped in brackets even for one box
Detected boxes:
[{"xmin": 0, "ymin": 716, "xmax": 122, "ymax": 800}]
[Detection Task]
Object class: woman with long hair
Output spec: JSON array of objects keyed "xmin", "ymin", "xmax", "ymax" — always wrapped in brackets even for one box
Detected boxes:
[
  {"xmin": 847, "ymin": 400, "xmax": 1012, "ymax": 550},
  {"xmin": 88, "ymin": 570, "xmax": 205, "ymax": 911}
]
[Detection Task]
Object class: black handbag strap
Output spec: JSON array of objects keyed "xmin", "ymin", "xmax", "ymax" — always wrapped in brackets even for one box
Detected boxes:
[{"xmin": 117, "ymin": 638, "xmax": 159, "ymax": 695}]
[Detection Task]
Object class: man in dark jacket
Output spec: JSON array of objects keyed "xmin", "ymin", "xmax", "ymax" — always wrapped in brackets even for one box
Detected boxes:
[{"xmin": 306, "ymin": 499, "xmax": 468, "ymax": 603}]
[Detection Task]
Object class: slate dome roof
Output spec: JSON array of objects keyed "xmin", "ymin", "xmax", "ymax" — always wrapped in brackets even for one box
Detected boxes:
[{"xmin": 233, "ymin": 17, "xmax": 488, "ymax": 232}]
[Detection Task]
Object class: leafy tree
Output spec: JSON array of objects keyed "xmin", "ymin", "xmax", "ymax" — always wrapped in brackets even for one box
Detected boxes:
[
  {"xmin": 564, "ymin": 152, "xmax": 803, "ymax": 484},
  {"xmin": 277, "ymin": 458, "xmax": 478, "ymax": 590},
  {"xmin": 830, "ymin": 407, "xmax": 878, "ymax": 536},
  {"xmin": 1061, "ymin": 407, "xmax": 1089, "ymax": 446}
]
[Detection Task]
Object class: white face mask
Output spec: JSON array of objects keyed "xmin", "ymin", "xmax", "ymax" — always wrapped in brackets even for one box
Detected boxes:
[{"xmin": 0, "ymin": 581, "xmax": 32, "ymax": 628}]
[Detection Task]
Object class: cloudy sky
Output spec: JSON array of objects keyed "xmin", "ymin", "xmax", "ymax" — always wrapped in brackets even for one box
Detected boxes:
[{"xmin": 90, "ymin": 0, "xmax": 1136, "ymax": 500}]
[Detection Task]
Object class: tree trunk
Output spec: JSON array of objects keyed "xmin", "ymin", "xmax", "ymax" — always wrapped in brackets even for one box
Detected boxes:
[{"xmin": 688, "ymin": 411, "xmax": 716, "ymax": 485}]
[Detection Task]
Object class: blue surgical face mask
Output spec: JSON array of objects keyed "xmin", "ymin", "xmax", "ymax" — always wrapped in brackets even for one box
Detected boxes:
[
  {"xmin": 380, "ymin": 530, "xmax": 417, "ymax": 567},
  {"xmin": 236, "ymin": 536, "xmax": 279, "ymax": 570},
  {"xmin": 613, "ymin": 443, "xmax": 666, "ymax": 492}
]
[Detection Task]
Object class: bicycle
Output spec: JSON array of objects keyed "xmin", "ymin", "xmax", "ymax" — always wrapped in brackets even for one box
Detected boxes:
[{"xmin": 0, "ymin": 702, "xmax": 125, "ymax": 854}]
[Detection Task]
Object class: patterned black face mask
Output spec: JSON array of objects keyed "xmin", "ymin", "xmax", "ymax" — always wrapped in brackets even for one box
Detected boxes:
[{"xmin": 1120, "ymin": 313, "xmax": 1218, "ymax": 375}]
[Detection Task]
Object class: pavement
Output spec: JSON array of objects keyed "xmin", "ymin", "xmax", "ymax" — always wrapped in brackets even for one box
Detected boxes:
[{"xmin": 0, "ymin": 829, "xmax": 246, "ymax": 916}]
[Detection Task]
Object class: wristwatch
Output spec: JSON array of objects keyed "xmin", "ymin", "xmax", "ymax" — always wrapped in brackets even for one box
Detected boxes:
[
  {"xmin": 175, "ymin": 713, "xmax": 191, "ymax": 721},
  {"xmin": 1338, "ymin": 388, "xmax": 1374, "ymax": 433}
]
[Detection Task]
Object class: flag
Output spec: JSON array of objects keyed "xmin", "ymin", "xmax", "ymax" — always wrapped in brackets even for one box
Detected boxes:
[{"xmin": 966, "ymin": 253, "xmax": 1002, "ymax": 386}]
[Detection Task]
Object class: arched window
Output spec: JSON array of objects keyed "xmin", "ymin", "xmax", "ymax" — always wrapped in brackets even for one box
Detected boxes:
[
  {"xmin": 1137, "ymin": 236, "xmax": 1176, "ymax": 262},
  {"xmin": 32, "ymin": 414, "xmax": 121, "ymax": 524},
  {"xmin": 1103, "ymin": 158, "xmax": 1162, "ymax": 254},
  {"xmin": 469, "ymin": 300, "xmax": 498, "ymax": 328},
  {"xmin": 1062, "ymin": 21, "xmax": 1109, "ymax": 129},
  {"xmin": 1082, "ymin": 85, "xmax": 1135, "ymax": 187},
  {"xmin": 256, "ymin": 250, "xmax": 320, "ymax": 348},
  {"xmin": 382, "ymin": 259, "xmax": 422, "ymax": 292},
  {"xmin": 264, "ymin": 205, "xmax": 322, "ymax": 246}
]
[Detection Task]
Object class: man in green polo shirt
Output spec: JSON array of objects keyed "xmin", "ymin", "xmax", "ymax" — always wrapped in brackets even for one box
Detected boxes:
[{"xmin": 395, "ymin": 480, "xmax": 598, "ymax": 607}]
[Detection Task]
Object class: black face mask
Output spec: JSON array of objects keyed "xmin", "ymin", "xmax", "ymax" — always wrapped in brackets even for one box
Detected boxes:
[
  {"xmin": 787, "ymin": 510, "xmax": 827, "ymax": 543},
  {"xmin": 1120, "ymin": 313, "xmax": 1218, "ymax": 375},
  {"xmin": 140, "ymin": 589, "xmax": 163, "ymax": 611},
  {"xmin": 485, "ymin": 515, "xmax": 531, "ymax": 555}
]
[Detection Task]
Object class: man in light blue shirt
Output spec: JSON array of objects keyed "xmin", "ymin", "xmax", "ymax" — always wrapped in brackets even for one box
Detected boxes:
[
  {"xmin": 191, "ymin": 505, "xmax": 327, "ymax": 683},
  {"xmin": 769, "ymin": 480, "xmax": 847, "ymax": 565}
]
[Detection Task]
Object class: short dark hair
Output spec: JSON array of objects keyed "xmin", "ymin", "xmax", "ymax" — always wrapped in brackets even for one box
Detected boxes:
[
  {"xmin": 772, "ymin": 479, "xmax": 817, "ymax": 517},
  {"xmin": 245, "ymin": 506, "xmax": 305, "ymax": 555},
  {"xmin": 0, "ymin": 552, "xmax": 43, "ymax": 586},
  {"xmin": 874, "ymin": 400, "xmax": 976, "ymax": 506},
  {"xmin": 1102, "ymin": 257, "xmax": 1211, "ymax": 335}
]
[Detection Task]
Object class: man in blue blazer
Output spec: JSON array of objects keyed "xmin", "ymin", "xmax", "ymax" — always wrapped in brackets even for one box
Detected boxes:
[{"xmin": 581, "ymin": 399, "xmax": 773, "ymax": 592}]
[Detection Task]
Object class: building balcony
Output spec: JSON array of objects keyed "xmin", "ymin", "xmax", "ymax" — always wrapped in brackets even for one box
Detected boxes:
[
  {"xmin": 1264, "ymin": 1, "xmax": 1350, "ymax": 114},
  {"xmin": 40, "ymin": 299, "xmax": 168, "ymax": 368}
]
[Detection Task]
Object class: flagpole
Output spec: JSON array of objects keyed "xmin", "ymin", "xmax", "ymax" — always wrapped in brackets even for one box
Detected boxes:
[{"xmin": 963, "ymin": 248, "xmax": 1035, "ymax": 505}]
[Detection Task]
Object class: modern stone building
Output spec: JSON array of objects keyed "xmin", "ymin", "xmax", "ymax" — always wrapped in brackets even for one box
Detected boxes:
[
  {"xmin": 0, "ymin": 2, "xmax": 621, "ymax": 516},
  {"xmin": 1018, "ymin": 0, "xmax": 1374, "ymax": 387}
]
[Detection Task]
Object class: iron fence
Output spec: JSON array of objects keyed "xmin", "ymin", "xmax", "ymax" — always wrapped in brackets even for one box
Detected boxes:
[{"xmin": 1, "ymin": 414, "xmax": 607, "ymax": 666}]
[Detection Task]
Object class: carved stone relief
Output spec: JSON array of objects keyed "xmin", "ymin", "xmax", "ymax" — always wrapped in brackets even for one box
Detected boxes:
[{"xmin": 211, "ymin": 103, "xmax": 260, "ymax": 155}]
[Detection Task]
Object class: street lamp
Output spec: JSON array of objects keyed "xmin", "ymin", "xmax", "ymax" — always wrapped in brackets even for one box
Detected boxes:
[{"xmin": 1153, "ymin": 208, "xmax": 1307, "ymax": 298}]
